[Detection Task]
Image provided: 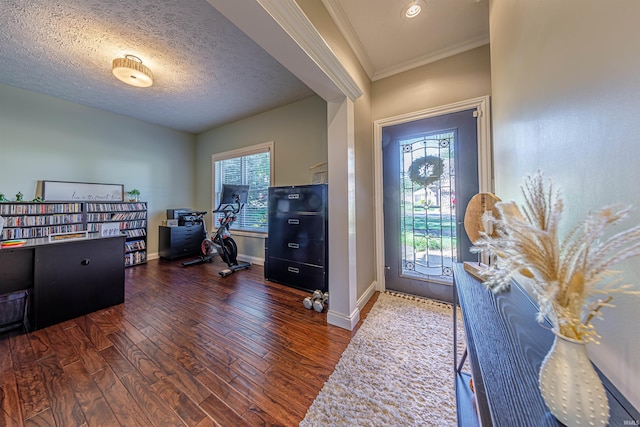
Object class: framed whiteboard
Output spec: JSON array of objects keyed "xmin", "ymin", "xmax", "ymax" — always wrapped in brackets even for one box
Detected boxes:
[{"xmin": 42, "ymin": 181, "xmax": 124, "ymax": 202}]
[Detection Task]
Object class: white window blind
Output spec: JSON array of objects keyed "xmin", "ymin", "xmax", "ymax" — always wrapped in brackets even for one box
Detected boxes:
[{"xmin": 212, "ymin": 142, "xmax": 272, "ymax": 233}]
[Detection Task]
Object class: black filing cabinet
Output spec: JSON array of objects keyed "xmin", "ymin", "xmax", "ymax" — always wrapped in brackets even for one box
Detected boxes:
[
  {"xmin": 265, "ymin": 184, "xmax": 328, "ymax": 292},
  {"xmin": 159, "ymin": 225, "xmax": 206, "ymax": 260}
]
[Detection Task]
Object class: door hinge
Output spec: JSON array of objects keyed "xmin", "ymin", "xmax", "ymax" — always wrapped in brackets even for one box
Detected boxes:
[{"xmin": 473, "ymin": 109, "xmax": 481, "ymax": 118}]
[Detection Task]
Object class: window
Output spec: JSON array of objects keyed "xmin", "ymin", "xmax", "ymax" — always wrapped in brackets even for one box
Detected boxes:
[{"xmin": 212, "ymin": 142, "xmax": 273, "ymax": 234}]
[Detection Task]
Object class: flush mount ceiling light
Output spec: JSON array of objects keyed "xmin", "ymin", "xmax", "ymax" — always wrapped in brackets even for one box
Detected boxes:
[
  {"xmin": 112, "ymin": 54, "xmax": 153, "ymax": 88},
  {"xmin": 403, "ymin": 0, "xmax": 426, "ymax": 19}
]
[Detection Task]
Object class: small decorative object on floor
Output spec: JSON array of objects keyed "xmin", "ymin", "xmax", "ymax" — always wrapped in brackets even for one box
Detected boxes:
[
  {"xmin": 303, "ymin": 290, "xmax": 329, "ymax": 312},
  {"xmin": 472, "ymin": 171, "xmax": 640, "ymax": 426}
]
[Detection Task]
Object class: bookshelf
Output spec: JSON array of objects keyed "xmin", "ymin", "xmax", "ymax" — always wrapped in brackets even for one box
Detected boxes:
[
  {"xmin": 1, "ymin": 201, "xmax": 147, "ymax": 267},
  {"xmin": 85, "ymin": 202, "xmax": 147, "ymax": 267},
  {"xmin": 0, "ymin": 202, "xmax": 84, "ymax": 239}
]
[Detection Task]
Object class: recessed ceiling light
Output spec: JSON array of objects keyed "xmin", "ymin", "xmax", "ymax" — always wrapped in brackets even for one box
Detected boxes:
[
  {"xmin": 406, "ymin": 4, "xmax": 422, "ymax": 18},
  {"xmin": 403, "ymin": 1, "xmax": 426, "ymax": 19}
]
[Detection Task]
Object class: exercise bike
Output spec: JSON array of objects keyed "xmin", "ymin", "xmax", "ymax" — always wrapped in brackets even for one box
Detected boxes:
[{"xmin": 183, "ymin": 184, "xmax": 251, "ymax": 277}]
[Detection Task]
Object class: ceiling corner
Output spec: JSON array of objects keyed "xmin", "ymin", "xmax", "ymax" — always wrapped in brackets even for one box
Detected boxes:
[{"xmin": 320, "ymin": 0, "xmax": 375, "ymax": 81}]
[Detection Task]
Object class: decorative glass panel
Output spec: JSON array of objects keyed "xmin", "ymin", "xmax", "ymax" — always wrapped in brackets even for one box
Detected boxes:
[{"xmin": 399, "ymin": 131, "xmax": 456, "ymax": 283}]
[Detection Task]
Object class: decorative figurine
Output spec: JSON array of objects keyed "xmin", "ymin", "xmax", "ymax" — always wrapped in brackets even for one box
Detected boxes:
[
  {"xmin": 32, "ymin": 196, "xmax": 43, "ymax": 202},
  {"xmin": 0, "ymin": 194, "xmax": 8, "ymax": 202},
  {"xmin": 15, "ymin": 192, "xmax": 23, "ymax": 202}
]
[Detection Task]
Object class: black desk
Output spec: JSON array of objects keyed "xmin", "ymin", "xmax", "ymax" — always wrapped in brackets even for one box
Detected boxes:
[
  {"xmin": 453, "ymin": 263, "xmax": 639, "ymax": 426},
  {"xmin": 0, "ymin": 236, "xmax": 125, "ymax": 331}
]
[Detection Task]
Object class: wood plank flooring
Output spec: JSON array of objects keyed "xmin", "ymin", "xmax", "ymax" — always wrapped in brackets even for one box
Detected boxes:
[{"xmin": 0, "ymin": 257, "xmax": 378, "ymax": 426}]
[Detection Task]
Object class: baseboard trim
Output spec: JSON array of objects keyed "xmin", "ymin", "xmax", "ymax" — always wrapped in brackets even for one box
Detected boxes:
[
  {"xmin": 145, "ymin": 252, "xmax": 262, "ymax": 266},
  {"xmin": 327, "ymin": 307, "xmax": 360, "ymax": 331},
  {"xmin": 237, "ymin": 254, "xmax": 264, "ymax": 266},
  {"xmin": 326, "ymin": 281, "xmax": 378, "ymax": 330},
  {"xmin": 357, "ymin": 280, "xmax": 377, "ymax": 312}
]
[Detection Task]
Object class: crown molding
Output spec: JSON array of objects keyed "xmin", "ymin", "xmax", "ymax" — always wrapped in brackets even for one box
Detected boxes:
[
  {"xmin": 373, "ymin": 35, "xmax": 490, "ymax": 81},
  {"xmin": 320, "ymin": 0, "xmax": 375, "ymax": 80},
  {"xmin": 257, "ymin": 0, "xmax": 362, "ymax": 101}
]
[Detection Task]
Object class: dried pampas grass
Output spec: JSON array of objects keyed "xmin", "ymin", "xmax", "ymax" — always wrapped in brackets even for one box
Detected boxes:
[{"xmin": 473, "ymin": 171, "xmax": 640, "ymax": 343}]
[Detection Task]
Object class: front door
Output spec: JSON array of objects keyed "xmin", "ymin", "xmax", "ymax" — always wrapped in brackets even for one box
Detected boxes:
[{"xmin": 382, "ymin": 109, "xmax": 479, "ymax": 302}]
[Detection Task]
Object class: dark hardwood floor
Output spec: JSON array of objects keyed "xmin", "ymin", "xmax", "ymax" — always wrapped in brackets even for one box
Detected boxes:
[{"xmin": 0, "ymin": 257, "xmax": 378, "ymax": 426}]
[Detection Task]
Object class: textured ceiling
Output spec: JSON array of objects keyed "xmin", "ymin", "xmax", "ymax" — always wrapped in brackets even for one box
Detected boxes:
[
  {"xmin": 0, "ymin": 0, "xmax": 314, "ymax": 134},
  {"xmin": 0, "ymin": 0, "xmax": 489, "ymax": 134}
]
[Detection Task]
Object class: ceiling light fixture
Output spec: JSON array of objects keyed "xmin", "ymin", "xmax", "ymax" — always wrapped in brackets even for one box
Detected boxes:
[
  {"xmin": 112, "ymin": 55, "xmax": 153, "ymax": 88},
  {"xmin": 403, "ymin": 0, "xmax": 426, "ymax": 19}
]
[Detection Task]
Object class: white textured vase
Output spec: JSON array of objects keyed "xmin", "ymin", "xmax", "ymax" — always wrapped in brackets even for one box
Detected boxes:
[{"xmin": 538, "ymin": 332, "xmax": 610, "ymax": 426}]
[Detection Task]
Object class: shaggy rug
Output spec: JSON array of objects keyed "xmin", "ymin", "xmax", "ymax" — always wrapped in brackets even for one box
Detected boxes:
[{"xmin": 300, "ymin": 292, "xmax": 463, "ymax": 427}]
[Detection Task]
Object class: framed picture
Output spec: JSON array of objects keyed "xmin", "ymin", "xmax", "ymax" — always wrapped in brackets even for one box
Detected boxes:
[
  {"xmin": 42, "ymin": 181, "xmax": 124, "ymax": 202},
  {"xmin": 99, "ymin": 222, "xmax": 121, "ymax": 237}
]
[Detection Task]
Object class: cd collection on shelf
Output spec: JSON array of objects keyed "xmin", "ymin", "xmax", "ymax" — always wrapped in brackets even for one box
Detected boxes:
[
  {"xmin": 0, "ymin": 201, "xmax": 148, "ymax": 267},
  {"xmin": 0, "ymin": 202, "xmax": 82, "ymax": 215},
  {"xmin": 2, "ymin": 224, "xmax": 84, "ymax": 240},
  {"xmin": 4, "ymin": 213, "xmax": 83, "ymax": 227}
]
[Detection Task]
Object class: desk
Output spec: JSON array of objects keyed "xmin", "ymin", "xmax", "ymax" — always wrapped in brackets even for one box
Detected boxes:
[
  {"xmin": 453, "ymin": 263, "xmax": 639, "ymax": 426},
  {"xmin": 0, "ymin": 235, "xmax": 125, "ymax": 331}
]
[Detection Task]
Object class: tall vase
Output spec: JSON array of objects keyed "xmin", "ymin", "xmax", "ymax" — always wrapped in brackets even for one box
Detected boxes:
[{"xmin": 538, "ymin": 331, "xmax": 610, "ymax": 426}]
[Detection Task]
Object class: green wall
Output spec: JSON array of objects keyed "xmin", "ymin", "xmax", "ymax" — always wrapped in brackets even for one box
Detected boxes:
[
  {"xmin": 0, "ymin": 83, "xmax": 196, "ymax": 255},
  {"xmin": 195, "ymin": 95, "xmax": 328, "ymax": 262},
  {"xmin": 0, "ymin": 85, "xmax": 327, "ymax": 263}
]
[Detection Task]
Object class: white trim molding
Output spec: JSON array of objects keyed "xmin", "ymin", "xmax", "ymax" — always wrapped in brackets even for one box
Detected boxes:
[
  {"xmin": 257, "ymin": 0, "xmax": 363, "ymax": 102},
  {"xmin": 237, "ymin": 254, "xmax": 264, "ymax": 266},
  {"xmin": 373, "ymin": 37, "xmax": 490, "ymax": 81},
  {"xmin": 327, "ymin": 307, "xmax": 360, "ymax": 330},
  {"xmin": 373, "ymin": 96, "xmax": 492, "ymax": 292},
  {"xmin": 320, "ymin": 0, "xmax": 375, "ymax": 80}
]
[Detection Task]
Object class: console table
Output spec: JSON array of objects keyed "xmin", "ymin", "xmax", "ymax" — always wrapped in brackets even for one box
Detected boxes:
[
  {"xmin": 453, "ymin": 263, "xmax": 639, "ymax": 426},
  {"xmin": 0, "ymin": 235, "xmax": 125, "ymax": 331}
]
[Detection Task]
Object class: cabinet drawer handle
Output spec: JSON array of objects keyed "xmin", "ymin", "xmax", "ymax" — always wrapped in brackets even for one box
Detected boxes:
[
  {"xmin": 288, "ymin": 193, "xmax": 300, "ymax": 200},
  {"xmin": 81, "ymin": 259, "xmax": 91, "ymax": 266},
  {"xmin": 287, "ymin": 219, "xmax": 300, "ymax": 225},
  {"xmin": 288, "ymin": 243, "xmax": 299, "ymax": 249},
  {"xmin": 287, "ymin": 267, "xmax": 300, "ymax": 274}
]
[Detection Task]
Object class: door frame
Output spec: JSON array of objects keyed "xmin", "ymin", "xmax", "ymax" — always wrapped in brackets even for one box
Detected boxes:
[{"xmin": 373, "ymin": 96, "xmax": 493, "ymax": 292}]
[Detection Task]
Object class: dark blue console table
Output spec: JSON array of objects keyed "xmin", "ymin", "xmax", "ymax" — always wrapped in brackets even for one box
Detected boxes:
[{"xmin": 453, "ymin": 263, "xmax": 639, "ymax": 426}]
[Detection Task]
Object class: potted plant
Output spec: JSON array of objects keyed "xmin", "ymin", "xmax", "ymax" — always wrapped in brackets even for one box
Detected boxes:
[{"xmin": 126, "ymin": 189, "xmax": 141, "ymax": 202}]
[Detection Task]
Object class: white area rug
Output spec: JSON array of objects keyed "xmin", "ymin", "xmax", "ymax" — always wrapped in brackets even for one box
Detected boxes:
[{"xmin": 300, "ymin": 292, "xmax": 462, "ymax": 427}]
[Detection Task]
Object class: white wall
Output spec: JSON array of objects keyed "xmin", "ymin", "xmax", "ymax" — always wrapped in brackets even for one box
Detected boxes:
[
  {"xmin": 0, "ymin": 83, "xmax": 196, "ymax": 255},
  {"xmin": 297, "ymin": 0, "xmax": 377, "ymax": 304},
  {"xmin": 195, "ymin": 95, "xmax": 328, "ymax": 261},
  {"xmin": 490, "ymin": 0, "xmax": 640, "ymax": 409}
]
